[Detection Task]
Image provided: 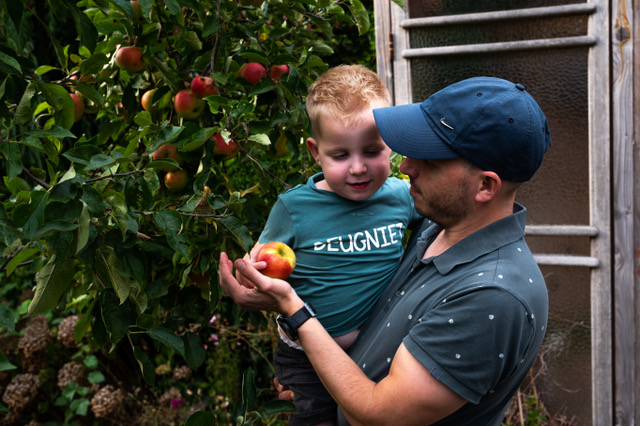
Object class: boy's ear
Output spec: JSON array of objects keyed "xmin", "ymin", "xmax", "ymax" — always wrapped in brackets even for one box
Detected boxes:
[{"xmin": 306, "ymin": 137, "xmax": 321, "ymax": 164}]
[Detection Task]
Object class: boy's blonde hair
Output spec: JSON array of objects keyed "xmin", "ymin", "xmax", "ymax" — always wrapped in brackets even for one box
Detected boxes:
[{"xmin": 306, "ymin": 64, "xmax": 391, "ymax": 138}]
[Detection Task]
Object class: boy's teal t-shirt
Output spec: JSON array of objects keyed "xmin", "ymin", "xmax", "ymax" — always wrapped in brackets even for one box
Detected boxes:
[{"xmin": 259, "ymin": 172, "xmax": 422, "ymax": 336}]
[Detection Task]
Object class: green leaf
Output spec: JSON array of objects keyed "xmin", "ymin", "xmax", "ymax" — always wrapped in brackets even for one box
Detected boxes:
[
  {"xmin": 156, "ymin": 125, "xmax": 184, "ymax": 145},
  {"xmin": 5, "ymin": 248, "xmax": 40, "ymax": 277},
  {"xmin": 184, "ymin": 412, "xmax": 217, "ymax": 425},
  {"xmin": 4, "ymin": 0, "xmax": 23, "ymax": 32},
  {"xmin": 147, "ymin": 328, "xmax": 185, "ymax": 357},
  {"xmin": 35, "ymin": 65, "xmax": 56, "ymax": 76},
  {"xmin": 0, "ymin": 304, "xmax": 16, "ymax": 333},
  {"xmin": 99, "ymin": 289, "xmax": 131, "ymax": 344},
  {"xmin": 242, "ymin": 368, "xmax": 257, "ymax": 413},
  {"xmin": 183, "ymin": 332, "xmax": 206, "ymax": 369},
  {"xmin": 346, "ymin": 0, "xmax": 370, "ymax": 35},
  {"xmin": 27, "ymin": 126, "xmax": 76, "ymax": 139},
  {"xmin": 88, "ymin": 370, "xmax": 105, "ymax": 384},
  {"xmin": 70, "ymin": 3, "xmax": 98, "ymax": 52},
  {"xmin": 28, "ymin": 256, "xmax": 76, "ymax": 316},
  {"xmin": 75, "ymin": 81, "xmax": 105, "ymax": 107},
  {"xmin": 95, "ymin": 247, "xmax": 131, "ymax": 303},
  {"xmin": 80, "ymin": 52, "xmax": 109, "ymax": 74},
  {"xmin": 258, "ymin": 399, "xmax": 296, "ymax": 417},
  {"xmin": 133, "ymin": 346, "xmax": 156, "ymax": 385},
  {"xmin": 0, "ymin": 51, "xmax": 21, "ymax": 75},
  {"xmin": 219, "ymin": 216, "xmax": 252, "ymax": 252},
  {"xmin": 14, "ymin": 81, "xmax": 37, "ymax": 125},
  {"xmin": 153, "ymin": 210, "xmax": 190, "ymax": 260},
  {"xmin": 76, "ymin": 202, "xmax": 90, "ymax": 254},
  {"xmin": 248, "ymin": 133, "xmax": 270, "ymax": 146},
  {"xmin": 84, "ymin": 354, "xmax": 99, "ymax": 369},
  {"xmin": 0, "ymin": 350, "xmax": 17, "ymax": 372}
]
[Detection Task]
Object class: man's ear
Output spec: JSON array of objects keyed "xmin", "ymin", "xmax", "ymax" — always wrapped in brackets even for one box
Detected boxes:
[
  {"xmin": 306, "ymin": 137, "xmax": 321, "ymax": 165},
  {"xmin": 475, "ymin": 171, "xmax": 501, "ymax": 203}
]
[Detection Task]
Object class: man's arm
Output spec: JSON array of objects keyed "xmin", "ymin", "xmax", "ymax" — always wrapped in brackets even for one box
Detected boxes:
[
  {"xmin": 298, "ymin": 317, "xmax": 466, "ymax": 425},
  {"xmin": 220, "ymin": 255, "xmax": 467, "ymax": 425}
]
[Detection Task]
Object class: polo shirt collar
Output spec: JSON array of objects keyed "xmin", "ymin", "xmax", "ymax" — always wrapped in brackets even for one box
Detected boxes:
[{"xmin": 417, "ymin": 203, "xmax": 528, "ymax": 275}]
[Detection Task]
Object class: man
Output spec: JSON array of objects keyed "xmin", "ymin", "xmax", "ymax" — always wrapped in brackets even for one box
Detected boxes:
[{"xmin": 219, "ymin": 76, "xmax": 551, "ymax": 425}]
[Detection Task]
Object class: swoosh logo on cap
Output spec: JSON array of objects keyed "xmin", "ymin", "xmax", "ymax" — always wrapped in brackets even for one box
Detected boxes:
[{"xmin": 440, "ymin": 118, "xmax": 454, "ymax": 130}]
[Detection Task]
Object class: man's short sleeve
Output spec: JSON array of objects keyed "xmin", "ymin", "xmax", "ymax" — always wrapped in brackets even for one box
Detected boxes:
[{"xmin": 403, "ymin": 287, "xmax": 535, "ymax": 404}]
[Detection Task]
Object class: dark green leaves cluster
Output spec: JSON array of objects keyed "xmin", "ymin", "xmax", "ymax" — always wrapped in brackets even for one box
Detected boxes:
[{"xmin": 0, "ymin": 0, "xmax": 375, "ymax": 421}]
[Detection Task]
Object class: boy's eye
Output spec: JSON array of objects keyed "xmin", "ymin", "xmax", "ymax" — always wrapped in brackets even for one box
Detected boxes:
[{"xmin": 332, "ymin": 153, "xmax": 347, "ymax": 159}]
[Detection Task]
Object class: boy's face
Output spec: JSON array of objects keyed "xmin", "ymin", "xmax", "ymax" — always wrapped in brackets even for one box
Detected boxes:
[{"xmin": 307, "ymin": 109, "xmax": 391, "ymax": 201}]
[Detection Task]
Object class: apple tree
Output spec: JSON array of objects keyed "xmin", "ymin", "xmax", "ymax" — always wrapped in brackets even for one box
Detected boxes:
[{"xmin": 0, "ymin": 0, "xmax": 382, "ymax": 422}]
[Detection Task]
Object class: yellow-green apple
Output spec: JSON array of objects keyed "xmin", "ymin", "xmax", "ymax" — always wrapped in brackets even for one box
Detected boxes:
[
  {"xmin": 174, "ymin": 89, "xmax": 205, "ymax": 120},
  {"xmin": 115, "ymin": 46, "xmax": 144, "ymax": 73},
  {"xmin": 255, "ymin": 242, "xmax": 296, "ymax": 279},
  {"xmin": 239, "ymin": 62, "xmax": 267, "ymax": 84},
  {"xmin": 274, "ymin": 131, "xmax": 289, "ymax": 157},
  {"xmin": 270, "ymin": 64, "xmax": 290, "ymax": 81},
  {"xmin": 164, "ymin": 170, "xmax": 188, "ymax": 192},
  {"xmin": 70, "ymin": 93, "xmax": 85, "ymax": 122},
  {"xmin": 152, "ymin": 144, "xmax": 181, "ymax": 171},
  {"xmin": 213, "ymin": 133, "xmax": 239, "ymax": 157},
  {"xmin": 141, "ymin": 88, "xmax": 158, "ymax": 112},
  {"xmin": 190, "ymin": 76, "xmax": 217, "ymax": 98}
]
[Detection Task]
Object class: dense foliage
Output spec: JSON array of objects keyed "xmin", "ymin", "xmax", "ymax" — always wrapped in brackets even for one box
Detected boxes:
[{"xmin": 0, "ymin": 0, "xmax": 389, "ymax": 423}]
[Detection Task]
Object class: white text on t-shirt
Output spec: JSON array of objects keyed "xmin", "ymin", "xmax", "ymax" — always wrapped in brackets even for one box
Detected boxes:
[{"xmin": 313, "ymin": 223, "xmax": 404, "ymax": 253}]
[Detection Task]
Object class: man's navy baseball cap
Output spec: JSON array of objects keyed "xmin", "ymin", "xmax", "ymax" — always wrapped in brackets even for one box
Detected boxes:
[{"xmin": 373, "ymin": 76, "xmax": 551, "ymax": 182}]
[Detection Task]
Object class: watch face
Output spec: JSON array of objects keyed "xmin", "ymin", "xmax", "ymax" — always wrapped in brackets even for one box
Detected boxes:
[{"xmin": 277, "ymin": 316, "xmax": 296, "ymax": 341}]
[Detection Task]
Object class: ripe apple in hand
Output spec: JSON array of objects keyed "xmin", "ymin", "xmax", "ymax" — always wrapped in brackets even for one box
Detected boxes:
[
  {"xmin": 70, "ymin": 93, "xmax": 85, "ymax": 122},
  {"xmin": 240, "ymin": 62, "xmax": 267, "ymax": 84},
  {"xmin": 174, "ymin": 89, "xmax": 205, "ymax": 120},
  {"xmin": 255, "ymin": 242, "xmax": 296, "ymax": 279},
  {"xmin": 190, "ymin": 76, "xmax": 218, "ymax": 97},
  {"xmin": 115, "ymin": 46, "xmax": 144, "ymax": 73},
  {"xmin": 164, "ymin": 170, "xmax": 188, "ymax": 192},
  {"xmin": 213, "ymin": 133, "xmax": 239, "ymax": 157}
]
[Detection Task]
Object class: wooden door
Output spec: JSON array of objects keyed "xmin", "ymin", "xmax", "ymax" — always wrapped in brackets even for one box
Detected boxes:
[{"xmin": 373, "ymin": 1, "xmax": 614, "ymax": 424}]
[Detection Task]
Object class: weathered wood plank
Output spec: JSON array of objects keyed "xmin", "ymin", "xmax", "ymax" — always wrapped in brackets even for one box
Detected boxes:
[{"xmin": 612, "ymin": 0, "xmax": 637, "ymax": 424}]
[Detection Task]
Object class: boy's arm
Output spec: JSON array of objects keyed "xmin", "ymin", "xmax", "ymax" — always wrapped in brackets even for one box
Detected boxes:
[{"xmin": 220, "ymin": 256, "xmax": 467, "ymax": 424}]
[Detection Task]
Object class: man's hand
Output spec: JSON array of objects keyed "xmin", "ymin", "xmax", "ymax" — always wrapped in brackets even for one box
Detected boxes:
[{"xmin": 218, "ymin": 252, "xmax": 304, "ymax": 315}]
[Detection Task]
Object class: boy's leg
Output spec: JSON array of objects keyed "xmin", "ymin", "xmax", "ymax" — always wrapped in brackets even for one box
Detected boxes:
[{"xmin": 274, "ymin": 339, "xmax": 337, "ymax": 425}]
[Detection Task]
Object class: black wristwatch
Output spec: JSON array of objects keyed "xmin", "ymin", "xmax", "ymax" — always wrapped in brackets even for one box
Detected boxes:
[{"xmin": 277, "ymin": 303, "xmax": 317, "ymax": 341}]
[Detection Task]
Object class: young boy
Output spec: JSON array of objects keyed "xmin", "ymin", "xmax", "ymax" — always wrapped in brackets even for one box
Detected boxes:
[{"xmin": 257, "ymin": 65, "xmax": 422, "ymax": 425}]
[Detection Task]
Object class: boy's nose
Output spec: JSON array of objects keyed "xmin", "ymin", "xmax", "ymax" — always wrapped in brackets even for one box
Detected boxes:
[{"xmin": 350, "ymin": 158, "xmax": 367, "ymax": 174}]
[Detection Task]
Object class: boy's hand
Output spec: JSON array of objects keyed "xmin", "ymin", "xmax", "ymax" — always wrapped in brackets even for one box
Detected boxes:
[{"xmin": 236, "ymin": 242, "xmax": 267, "ymax": 289}]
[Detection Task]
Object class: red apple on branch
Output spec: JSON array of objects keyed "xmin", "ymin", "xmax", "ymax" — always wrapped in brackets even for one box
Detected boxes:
[
  {"xmin": 255, "ymin": 242, "xmax": 296, "ymax": 279},
  {"xmin": 174, "ymin": 89, "xmax": 205, "ymax": 120},
  {"xmin": 213, "ymin": 133, "xmax": 239, "ymax": 157},
  {"xmin": 115, "ymin": 46, "xmax": 144, "ymax": 73},
  {"xmin": 190, "ymin": 76, "xmax": 218, "ymax": 98},
  {"xmin": 70, "ymin": 93, "xmax": 85, "ymax": 122},
  {"xmin": 164, "ymin": 170, "xmax": 188, "ymax": 192},
  {"xmin": 239, "ymin": 62, "xmax": 267, "ymax": 84},
  {"xmin": 152, "ymin": 144, "xmax": 181, "ymax": 171},
  {"xmin": 270, "ymin": 64, "xmax": 290, "ymax": 81}
]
